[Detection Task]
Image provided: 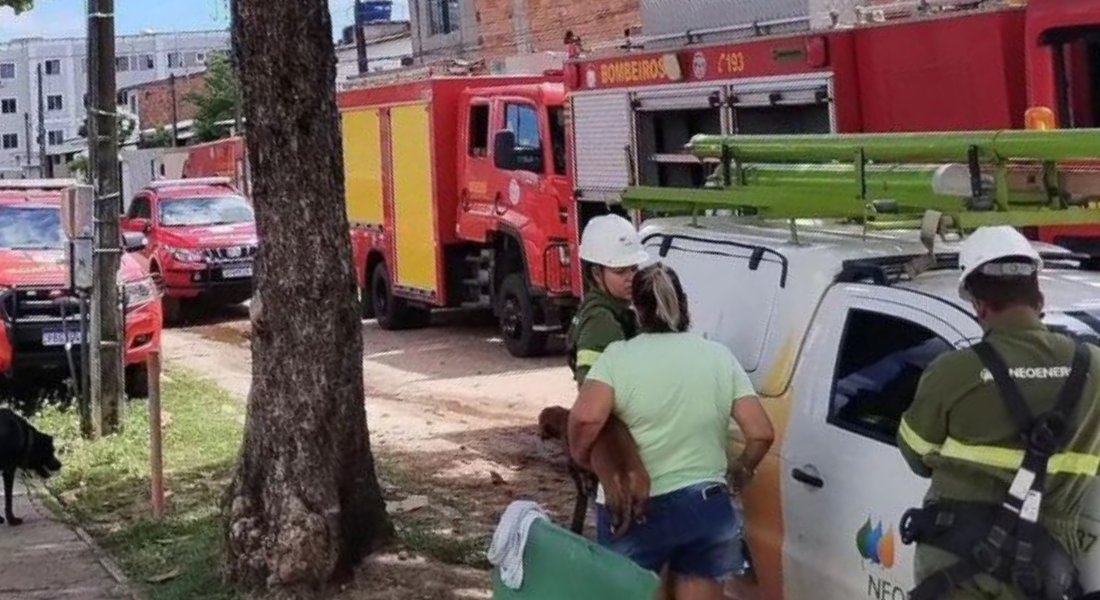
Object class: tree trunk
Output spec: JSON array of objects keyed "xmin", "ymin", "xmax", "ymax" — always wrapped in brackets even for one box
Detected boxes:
[{"xmin": 222, "ymin": 1, "xmax": 394, "ymax": 597}]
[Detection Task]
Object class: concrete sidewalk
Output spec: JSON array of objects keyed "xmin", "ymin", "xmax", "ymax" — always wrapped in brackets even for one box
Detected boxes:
[{"xmin": 0, "ymin": 476, "xmax": 134, "ymax": 600}]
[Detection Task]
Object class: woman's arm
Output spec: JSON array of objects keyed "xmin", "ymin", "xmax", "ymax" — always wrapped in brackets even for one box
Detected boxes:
[
  {"xmin": 731, "ymin": 395, "xmax": 775, "ymax": 478},
  {"xmin": 567, "ymin": 379, "xmax": 615, "ymax": 470}
]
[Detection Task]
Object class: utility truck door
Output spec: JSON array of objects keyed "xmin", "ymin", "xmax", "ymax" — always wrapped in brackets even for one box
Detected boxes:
[{"xmin": 782, "ymin": 284, "xmax": 966, "ymax": 600}]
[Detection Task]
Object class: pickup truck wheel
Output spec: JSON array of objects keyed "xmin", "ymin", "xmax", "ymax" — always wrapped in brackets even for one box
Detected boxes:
[
  {"xmin": 370, "ymin": 263, "xmax": 428, "ymax": 330},
  {"xmin": 125, "ymin": 363, "xmax": 149, "ymax": 399},
  {"xmin": 497, "ymin": 273, "xmax": 547, "ymax": 358}
]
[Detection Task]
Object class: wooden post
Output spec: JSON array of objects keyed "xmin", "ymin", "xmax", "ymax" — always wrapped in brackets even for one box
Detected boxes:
[{"xmin": 147, "ymin": 350, "xmax": 164, "ymax": 518}]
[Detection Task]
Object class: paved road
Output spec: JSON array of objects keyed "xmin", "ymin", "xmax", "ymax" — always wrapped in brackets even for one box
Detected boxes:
[{"xmin": 0, "ymin": 477, "xmax": 132, "ymax": 600}]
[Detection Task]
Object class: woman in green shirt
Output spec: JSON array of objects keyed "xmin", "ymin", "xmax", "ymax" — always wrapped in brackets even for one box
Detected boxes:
[{"xmin": 568, "ymin": 264, "xmax": 776, "ymax": 600}]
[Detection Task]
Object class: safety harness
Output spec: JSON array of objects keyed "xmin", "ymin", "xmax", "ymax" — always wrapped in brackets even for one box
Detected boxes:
[{"xmin": 900, "ymin": 340, "xmax": 1090, "ymax": 600}]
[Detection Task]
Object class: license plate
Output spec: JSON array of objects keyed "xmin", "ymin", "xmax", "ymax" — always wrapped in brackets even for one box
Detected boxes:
[
  {"xmin": 42, "ymin": 329, "xmax": 82, "ymax": 347},
  {"xmin": 222, "ymin": 266, "xmax": 253, "ymax": 279}
]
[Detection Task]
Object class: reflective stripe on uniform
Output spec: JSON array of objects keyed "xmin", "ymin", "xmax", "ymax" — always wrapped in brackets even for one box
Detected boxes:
[
  {"xmin": 940, "ymin": 438, "xmax": 1100, "ymax": 476},
  {"xmin": 898, "ymin": 417, "xmax": 1100, "ymax": 476},
  {"xmin": 899, "ymin": 418, "xmax": 942, "ymax": 456},
  {"xmin": 576, "ymin": 350, "xmax": 602, "ymax": 368}
]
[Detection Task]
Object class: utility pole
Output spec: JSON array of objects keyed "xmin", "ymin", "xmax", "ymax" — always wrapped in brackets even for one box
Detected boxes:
[
  {"xmin": 354, "ymin": 0, "xmax": 369, "ymax": 75},
  {"xmin": 87, "ymin": 0, "xmax": 124, "ymax": 436},
  {"xmin": 169, "ymin": 73, "xmax": 179, "ymax": 146},
  {"xmin": 36, "ymin": 63, "xmax": 50, "ymax": 178},
  {"xmin": 22, "ymin": 112, "xmax": 32, "ymax": 175}
]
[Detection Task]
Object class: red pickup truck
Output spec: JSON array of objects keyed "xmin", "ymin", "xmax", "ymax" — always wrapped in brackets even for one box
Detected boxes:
[
  {"xmin": 0, "ymin": 180, "xmax": 162, "ymax": 397},
  {"xmin": 121, "ymin": 177, "xmax": 257, "ymax": 324}
]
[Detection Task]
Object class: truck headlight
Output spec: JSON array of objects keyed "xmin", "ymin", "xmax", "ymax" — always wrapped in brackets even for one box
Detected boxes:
[
  {"xmin": 167, "ymin": 246, "xmax": 205, "ymax": 263},
  {"xmin": 124, "ymin": 277, "xmax": 158, "ymax": 308}
]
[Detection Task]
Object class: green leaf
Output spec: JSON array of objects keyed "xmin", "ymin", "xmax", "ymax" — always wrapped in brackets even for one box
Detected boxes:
[{"xmin": 0, "ymin": 0, "xmax": 35, "ymax": 15}]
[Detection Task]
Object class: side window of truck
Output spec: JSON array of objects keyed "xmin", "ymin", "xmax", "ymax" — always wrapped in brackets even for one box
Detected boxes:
[
  {"xmin": 127, "ymin": 196, "xmax": 151, "ymax": 220},
  {"xmin": 468, "ymin": 104, "xmax": 489, "ymax": 157},
  {"xmin": 504, "ymin": 103, "xmax": 543, "ymax": 174},
  {"xmin": 828, "ymin": 309, "xmax": 953, "ymax": 445}
]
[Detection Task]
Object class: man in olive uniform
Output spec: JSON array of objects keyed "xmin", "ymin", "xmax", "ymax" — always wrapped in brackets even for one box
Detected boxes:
[{"xmin": 898, "ymin": 226, "xmax": 1100, "ymax": 600}]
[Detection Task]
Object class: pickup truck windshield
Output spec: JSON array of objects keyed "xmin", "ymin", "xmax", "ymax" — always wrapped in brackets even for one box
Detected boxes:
[
  {"xmin": 0, "ymin": 205, "xmax": 65, "ymax": 250},
  {"xmin": 160, "ymin": 195, "xmax": 254, "ymax": 227}
]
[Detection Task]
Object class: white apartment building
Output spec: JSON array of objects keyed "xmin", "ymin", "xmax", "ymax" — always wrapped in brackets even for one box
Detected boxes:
[{"xmin": 0, "ymin": 30, "xmax": 230, "ymax": 178}]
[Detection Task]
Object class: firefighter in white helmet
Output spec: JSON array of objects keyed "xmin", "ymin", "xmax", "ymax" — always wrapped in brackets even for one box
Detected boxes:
[
  {"xmin": 898, "ymin": 225, "xmax": 1100, "ymax": 600},
  {"xmin": 566, "ymin": 213, "xmax": 651, "ymax": 385}
]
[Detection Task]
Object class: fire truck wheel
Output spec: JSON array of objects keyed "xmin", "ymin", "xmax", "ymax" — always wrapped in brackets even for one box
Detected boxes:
[
  {"xmin": 125, "ymin": 363, "xmax": 149, "ymax": 399},
  {"xmin": 359, "ymin": 271, "xmax": 375, "ymax": 320},
  {"xmin": 496, "ymin": 273, "xmax": 548, "ymax": 358},
  {"xmin": 371, "ymin": 263, "xmax": 429, "ymax": 330},
  {"xmin": 162, "ymin": 296, "xmax": 183, "ymax": 327}
]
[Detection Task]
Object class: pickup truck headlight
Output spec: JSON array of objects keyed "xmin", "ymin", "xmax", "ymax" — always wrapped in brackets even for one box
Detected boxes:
[
  {"xmin": 124, "ymin": 277, "xmax": 159, "ymax": 308},
  {"xmin": 166, "ymin": 246, "xmax": 205, "ymax": 263}
]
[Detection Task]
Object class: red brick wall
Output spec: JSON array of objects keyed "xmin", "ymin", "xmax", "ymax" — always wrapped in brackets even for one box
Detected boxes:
[
  {"xmin": 475, "ymin": 0, "xmax": 641, "ymax": 61},
  {"xmin": 134, "ymin": 72, "xmax": 208, "ymax": 130}
]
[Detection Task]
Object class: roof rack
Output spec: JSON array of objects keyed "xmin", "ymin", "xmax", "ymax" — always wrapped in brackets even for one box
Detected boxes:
[
  {"xmin": 622, "ymin": 129, "xmax": 1100, "ymax": 236},
  {"xmin": 0, "ymin": 178, "xmax": 79, "ymax": 191},
  {"xmin": 148, "ymin": 177, "xmax": 233, "ymax": 189},
  {"xmin": 835, "ymin": 249, "xmax": 1097, "ymax": 288}
]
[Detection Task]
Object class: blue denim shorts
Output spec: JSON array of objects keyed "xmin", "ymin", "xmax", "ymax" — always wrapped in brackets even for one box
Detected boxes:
[{"xmin": 596, "ymin": 481, "xmax": 745, "ymax": 581}]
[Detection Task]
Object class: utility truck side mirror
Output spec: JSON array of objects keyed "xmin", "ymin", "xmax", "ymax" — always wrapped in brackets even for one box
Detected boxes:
[
  {"xmin": 122, "ymin": 232, "xmax": 148, "ymax": 253},
  {"xmin": 493, "ymin": 130, "xmax": 517, "ymax": 170}
]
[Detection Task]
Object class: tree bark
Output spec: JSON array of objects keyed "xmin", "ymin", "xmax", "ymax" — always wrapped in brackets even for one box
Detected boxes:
[{"xmin": 222, "ymin": 1, "xmax": 394, "ymax": 597}]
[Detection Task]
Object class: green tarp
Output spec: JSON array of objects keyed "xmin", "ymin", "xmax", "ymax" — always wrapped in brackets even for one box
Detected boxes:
[{"xmin": 491, "ymin": 517, "xmax": 660, "ymax": 600}]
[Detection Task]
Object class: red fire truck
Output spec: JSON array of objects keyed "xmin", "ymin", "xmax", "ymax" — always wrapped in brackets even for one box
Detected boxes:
[
  {"xmin": 560, "ymin": 0, "xmax": 1100, "ymax": 252},
  {"xmin": 187, "ymin": 0, "xmax": 1100, "ymax": 357}
]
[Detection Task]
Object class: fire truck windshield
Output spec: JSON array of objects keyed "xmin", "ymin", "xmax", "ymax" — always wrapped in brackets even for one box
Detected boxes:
[
  {"xmin": 0, "ymin": 205, "xmax": 65, "ymax": 250},
  {"xmin": 159, "ymin": 195, "xmax": 254, "ymax": 227}
]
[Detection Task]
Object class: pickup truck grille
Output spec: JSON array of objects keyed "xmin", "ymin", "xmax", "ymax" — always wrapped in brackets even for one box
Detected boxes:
[
  {"xmin": 0, "ymin": 287, "xmax": 82, "ymax": 322},
  {"xmin": 203, "ymin": 245, "xmax": 257, "ymax": 263}
]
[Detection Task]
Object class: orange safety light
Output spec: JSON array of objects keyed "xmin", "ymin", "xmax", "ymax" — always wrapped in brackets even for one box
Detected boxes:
[{"xmin": 1024, "ymin": 106, "xmax": 1057, "ymax": 130}]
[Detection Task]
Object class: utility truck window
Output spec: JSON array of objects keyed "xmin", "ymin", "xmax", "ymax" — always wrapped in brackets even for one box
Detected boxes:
[
  {"xmin": 504, "ymin": 103, "xmax": 543, "ymax": 174},
  {"xmin": 159, "ymin": 195, "xmax": 254, "ymax": 228},
  {"xmin": 0, "ymin": 205, "xmax": 66, "ymax": 250},
  {"xmin": 830, "ymin": 310, "xmax": 952, "ymax": 444}
]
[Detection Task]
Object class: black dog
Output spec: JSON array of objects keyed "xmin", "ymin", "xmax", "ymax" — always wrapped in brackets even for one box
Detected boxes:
[{"xmin": 0, "ymin": 408, "xmax": 62, "ymax": 526}]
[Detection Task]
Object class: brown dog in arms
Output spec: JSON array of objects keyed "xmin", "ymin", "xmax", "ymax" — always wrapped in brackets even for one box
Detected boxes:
[{"xmin": 537, "ymin": 405, "xmax": 650, "ymax": 538}]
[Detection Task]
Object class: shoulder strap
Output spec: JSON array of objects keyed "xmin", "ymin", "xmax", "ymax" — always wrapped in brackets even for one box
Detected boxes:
[{"xmin": 971, "ymin": 342, "xmax": 1035, "ymax": 439}]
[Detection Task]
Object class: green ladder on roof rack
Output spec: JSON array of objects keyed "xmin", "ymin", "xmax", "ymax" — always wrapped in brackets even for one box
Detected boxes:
[{"xmin": 621, "ymin": 129, "xmax": 1100, "ymax": 233}]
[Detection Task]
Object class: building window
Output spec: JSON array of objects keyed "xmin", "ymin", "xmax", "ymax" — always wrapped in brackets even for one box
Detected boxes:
[
  {"xmin": 0, "ymin": 63, "xmax": 14, "ymax": 79},
  {"xmin": 44, "ymin": 59, "xmax": 61, "ymax": 75},
  {"xmin": 1, "ymin": 134, "xmax": 18, "ymax": 150},
  {"xmin": 0, "ymin": 99, "xmax": 15, "ymax": 114},
  {"xmin": 48, "ymin": 130, "xmax": 64, "ymax": 146},
  {"xmin": 167, "ymin": 52, "xmax": 182, "ymax": 68},
  {"xmin": 47, "ymin": 95, "xmax": 63, "ymax": 111},
  {"xmin": 428, "ymin": 0, "xmax": 460, "ymax": 35},
  {"xmin": 140, "ymin": 54, "xmax": 155, "ymax": 70},
  {"xmin": 116, "ymin": 55, "xmax": 130, "ymax": 72}
]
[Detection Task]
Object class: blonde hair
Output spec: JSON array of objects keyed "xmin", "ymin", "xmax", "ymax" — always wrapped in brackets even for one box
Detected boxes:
[{"xmin": 632, "ymin": 264, "xmax": 689, "ymax": 333}]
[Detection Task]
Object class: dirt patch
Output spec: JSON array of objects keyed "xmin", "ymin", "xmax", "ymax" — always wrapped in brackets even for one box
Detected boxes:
[{"xmin": 163, "ymin": 311, "xmax": 588, "ymax": 597}]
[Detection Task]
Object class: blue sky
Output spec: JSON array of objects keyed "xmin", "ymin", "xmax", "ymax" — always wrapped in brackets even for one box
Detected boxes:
[{"xmin": 0, "ymin": 0, "xmax": 410, "ymax": 40}]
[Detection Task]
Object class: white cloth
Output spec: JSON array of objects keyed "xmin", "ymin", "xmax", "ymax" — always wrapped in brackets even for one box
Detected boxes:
[{"xmin": 487, "ymin": 500, "xmax": 549, "ymax": 590}]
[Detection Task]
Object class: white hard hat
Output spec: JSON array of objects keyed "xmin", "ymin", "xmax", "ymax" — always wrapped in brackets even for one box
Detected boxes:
[
  {"xmin": 957, "ymin": 225, "xmax": 1043, "ymax": 301},
  {"xmin": 579, "ymin": 214, "xmax": 650, "ymax": 268}
]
